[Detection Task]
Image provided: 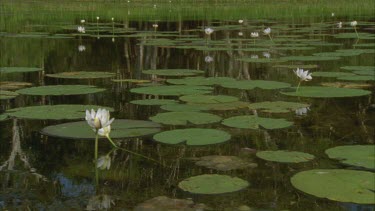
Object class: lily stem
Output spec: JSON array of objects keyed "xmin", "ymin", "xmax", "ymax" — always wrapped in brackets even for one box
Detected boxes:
[
  {"xmin": 296, "ymin": 81, "xmax": 302, "ymax": 93},
  {"xmin": 268, "ymin": 34, "xmax": 274, "ymax": 43},
  {"xmin": 95, "ymin": 134, "xmax": 99, "ymax": 185},
  {"xmin": 354, "ymin": 26, "xmax": 359, "ymax": 39}
]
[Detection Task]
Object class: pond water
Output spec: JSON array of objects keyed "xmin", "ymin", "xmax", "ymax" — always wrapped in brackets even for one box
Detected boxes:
[{"xmin": 0, "ymin": 1, "xmax": 374, "ymax": 210}]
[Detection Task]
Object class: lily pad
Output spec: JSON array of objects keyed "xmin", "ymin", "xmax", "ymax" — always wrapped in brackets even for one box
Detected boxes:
[
  {"xmin": 273, "ymin": 64, "xmax": 319, "ymax": 69},
  {"xmin": 167, "ymin": 76, "xmax": 235, "ymax": 86},
  {"xmin": 178, "ymin": 174, "xmax": 249, "ymax": 194},
  {"xmin": 0, "ymin": 114, "xmax": 8, "ymax": 121},
  {"xmin": 112, "ymin": 79, "xmax": 151, "ymax": 83},
  {"xmin": 222, "ymin": 115, "xmax": 293, "ymax": 130},
  {"xmin": 280, "ymin": 56, "xmax": 341, "ymax": 61},
  {"xmin": 130, "ymin": 99, "xmax": 178, "ymax": 106},
  {"xmin": 160, "ymin": 103, "xmax": 210, "ymax": 112},
  {"xmin": 337, "ymin": 75, "xmax": 375, "ymax": 81},
  {"xmin": 153, "ymin": 128, "xmax": 231, "ymax": 146},
  {"xmin": 237, "ymin": 58, "xmax": 286, "ymax": 63},
  {"xmin": 248, "ymin": 101, "xmax": 310, "ymax": 113},
  {"xmin": 16, "ymin": 85, "xmax": 105, "ymax": 96},
  {"xmin": 150, "ymin": 111, "xmax": 222, "ymax": 125},
  {"xmin": 312, "ymin": 72, "xmax": 356, "ymax": 78},
  {"xmin": 220, "ymin": 80, "xmax": 291, "ymax": 90},
  {"xmin": 256, "ymin": 150, "xmax": 315, "ymax": 163},
  {"xmin": 281, "ymin": 86, "xmax": 371, "ymax": 98},
  {"xmin": 194, "ymin": 155, "xmax": 257, "ymax": 171},
  {"xmin": 142, "ymin": 69, "xmax": 204, "ymax": 76},
  {"xmin": 0, "ymin": 90, "xmax": 19, "ymax": 100},
  {"xmin": 134, "ymin": 196, "xmax": 206, "ymax": 211},
  {"xmin": 180, "ymin": 95, "xmax": 238, "ymax": 104},
  {"xmin": 340, "ymin": 66, "xmax": 375, "ymax": 72},
  {"xmin": 0, "ymin": 81, "xmax": 32, "ymax": 90},
  {"xmin": 321, "ymin": 82, "xmax": 372, "ymax": 89},
  {"xmin": 325, "ymin": 145, "xmax": 375, "ymax": 169},
  {"xmin": 41, "ymin": 119, "xmax": 161, "ymax": 140},
  {"xmin": 6, "ymin": 105, "xmax": 113, "ymax": 120},
  {"xmin": 46, "ymin": 71, "xmax": 115, "ymax": 79},
  {"xmin": 352, "ymin": 70, "xmax": 375, "ymax": 76},
  {"xmin": 130, "ymin": 85, "xmax": 213, "ymax": 96},
  {"xmin": 0, "ymin": 67, "xmax": 42, "ymax": 74},
  {"xmin": 291, "ymin": 169, "xmax": 375, "ymax": 204}
]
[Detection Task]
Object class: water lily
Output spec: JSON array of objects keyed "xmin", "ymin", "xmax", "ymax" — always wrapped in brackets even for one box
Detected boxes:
[
  {"xmin": 78, "ymin": 45, "xmax": 86, "ymax": 52},
  {"xmin": 251, "ymin": 54, "xmax": 259, "ymax": 59},
  {"xmin": 97, "ymin": 155, "xmax": 111, "ymax": 170},
  {"xmin": 238, "ymin": 31, "xmax": 243, "ymax": 36},
  {"xmin": 337, "ymin": 22, "xmax": 342, "ymax": 28},
  {"xmin": 295, "ymin": 107, "xmax": 310, "ymax": 116},
  {"xmin": 205, "ymin": 27, "xmax": 214, "ymax": 35},
  {"xmin": 238, "ymin": 19, "xmax": 244, "ymax": 24},
  {"xmin": 152, "ymin": 23, "xmax": 159, "ymax": 28},
  {"xmin": 350, "ymin": 21, "xmax": 359, "ymax": 38},
  {"xmin": 85, "ymin": 108, "xmax": 114, "ymax": 133},
  {"xmin": 77, "ymin": 26, "xmax": 85, "ymax": 33},
  {"xmin": 331, "ymin": 12, "xmax": 335, "ymax": 17},
  {"xmin": 294, "ymin": 68, "xmax": 312, "ymax": 92},
  {"xmin": 205, "ymin": 55, "xmax": 214, "ymax": 63},
  {"xmin": 263, "ymin": 52, "xmax": 271, "ymax": 58},
  {"xmin": 263, "ymin": 27, "xmax": 271, "ymax": 35},
  {"xmin": 81, "ymin": 19, "xmax": 85, "ymax": 24},
  {"xmin": 251, "ymin": 32, "xmax": 259, "ymax": 38},
  {"xmin": 96, "ymin": 16, "xmax": 100, "ymax": 20}
]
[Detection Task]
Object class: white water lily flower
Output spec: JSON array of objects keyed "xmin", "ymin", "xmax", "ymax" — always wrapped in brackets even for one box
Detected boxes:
[
  {"xmin": 111, "ymin": 17, "xmax": 114, "ymax": 21},
  {"xmin": 350, "ymin": 21, "xmax": 357, "ymax": 27},
  {"xmin": 238, "ymin": 19, "xmax": 244, "ymax": 24},
  {"xmin": 112, "ymin": 37, "xmax": 115, "ymax": 42},
  {"xmin": 85, "ymin": 108, "xmax": 114, "ymax": 133},
  {"xmin": 205, "ymin": 55, "xmax": 214, "ymax": 63},
  {"xmin": 152, "ymin": 23, "xmax": 158, "ymax": 28},
  {"xmin": 250, "ymin": 32, "xmax": 259, "ymax": 38},
  {"xmin": 77, "ymin": 26, "xmax": 85, "ymax": 33},
  {"xmin": 97, "ymin": 155, "xmax": 111, "ymax": 170},
  {"xmin": 250, "ymin": 54, "xmax": 259, "ymax": 59},
  {"xmin": 263, "ymin": 27, "xmax": 271, "ymax": 35},
  {"xmin": 294, "ymin": 68, "xmax": 312, "ymax": 81},
  {"xmin": 337, "ymin": 22, "xmax": 342, "ymax": 28},
  {"xmin": 331, "ymin": 13, "xmax": 335, "ymax": 17},
  {"xmin": 78, "ymin": 45, "xmax": 86, "ymax": 52},
  {"xmin": 81, "ymin": 19, "xmax": 85, "ymax": 24},
  {"xmin": 96, "ymin": 16, "xmax": 100, "ymax": 20},
  {"xmin": 238, "ymin": 31, "xmax": 243, "ymax": 36},
  {"xmin": 263, "ymin": 52, "xmax": 271, "ymax": 58},
  {"xmin": 205, "ymin": 27, "xmax": 214, "ymax": 35},
  {"xmin": 295, "ymin": 107, "xmax": 310, "ymax": 116}
]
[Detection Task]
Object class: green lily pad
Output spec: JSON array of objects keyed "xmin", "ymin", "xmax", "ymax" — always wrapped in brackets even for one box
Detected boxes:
[
  {"xmin": 178, "ymin": 174, "xmax": 249, "ymax": 194},
  {"xmin": 6, "ymin": 105, "xmax": 113, "ymax": 120},
  {"xmin": 41, "ymin": 119, "xmax": 161, "ymax": 140},
  {"xmin": 222, "ymin": 115, "xmax": 293, "ymax": 130},
  {"xmin": 0, "ymin": 81, "xmax": 33, "ymax": 90},
  {"xmin": 134, "ymin": 196, "xmax": 206, "ymax": 211},
  {"xmin": 46, "ymin": 71, "xmax": 115, "ymax": 79},
  {"xmin": 325, "ymin": 145, "xmax": 375, "ymax": 169},
  {"xmin": 334, "ymin": 32, "xmax": 375, "ymax": 39},
  {"xmin": 220, "ymin": 80, "xmax": 291, "ymax": 90},
  {"xmin": 130, "ymin": 99, "xmax": 178, "ymax": 106},
  {"xmin": 16, "ymin": 85, "xmax": 105, "ymax": 96},
  {"xmin": 194, "ymin": 155, "xmax": 257, "ymax": 171},
  {"xmin": 337, "ymin": 75, "xmax": 375, "ymax": 81},
  {"xmin": 273, "ymin": 64, "xmax": 319, "ymax": 69},
  {"xmin": 281, "ymin": 86, "xmax": 371, "ymax": 98},
  {"xmin": 291, "ymin": 169, "xmax": 375, "ymax": 204},
  {"xmin": 130, "ymin": 85, "xmax": 213, "ymax": 96},
  {"xmin": 112, "ymin": 79, "xmax": 151, "ymax": 83},
  {"xmin": 312, "ymin": 72, "xmax": 356, "ymax": 78},
  {"xmin": 0, "ymin": 90, "xmax": 19, "ymax": 100},
  {"xmin": 167, "ymin": 77, "xmax": 235, "ymax": 86},
  {"xmin": 153, "ymin": 128, "xmax": 231, "ymax": 146},
  {"xmin": 340, "ymin": 66, "xmax": 375, "ymax": 72},
  {"xmin": 256, "ymin": 150, "xmax": 315, "ymax": 163},
  {"xmin": 280, "ymin": 56, "xmax": 341, "ymax": 61},
  {"xmin": 142, "ymin": 69, "xmax": 204, "ymax": 76},
  {"xmin": 237, "ymin": 58, "xmax": 286, "ymax": 63},
  {"xmin": 0, "ymin": 67, "xmax": 42, "ymax": 74},
  {"xmin": 352, "ymin": 70, "xmax": 375, "ymax": 76},
  {"xmin": 248, "ymin": 101, "xmax": 310, "ymax": 113},
  {"xmin": 150, "ymin": 111, "xmax": 221, "ymax": 125},
  {"xmin": 313, "ymin": 51, "xmax": 362, "ymax": 57},
  {"xmin": 180, "ymin": 95, "xmax": 238, "ymax": 104},
  {"xmin": 0, "ymin": 114, "xmax": 8, "ymax": 121}
]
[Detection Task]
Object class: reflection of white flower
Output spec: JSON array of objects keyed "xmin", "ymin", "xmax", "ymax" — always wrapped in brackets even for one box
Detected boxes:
[
  {"xmin": 86, "ymin": 194, "xmax": 115, "ymax": 210},
  {"xmin": 81, "ymin": 19, "xmax": 85, "ymax": 24},
  {"xmin": 331, "ymin": 13, "xmax": 335, "ymax": 17},
  {"xmin": 111, "ymin": 17, "xmax": 114, "ymax": 21},
  {"xmin": 250, "ymin": 32, "xmax": 259, "ymax": 38},
  {"xmin": 294, "ymin": 68, "xmax": 312, "ymax": 81},
  {"xmin": 77, "ymin": 26, "xmax": 85, "ymax": 33},
  {"xmin": 238, "ymin": 19, "xmax": 244, "ymax": 24},
  {"xmin": 337, "ymin": 22, "xmax": 342, "ymax": 28},
  {"xmin": 78, "ymin": 45, "xmax": 86, "ymax": 52},
  {"xmin": 263, "ymin": 27, "xmax": 271, "ymax": 35},
  {"xmin": 205, "ymin": 27, "xmax": 214, "ymax": 35},
  {"xmin": 97, "ymin": 155, "xmax": 111, "ymax": 170},
  {"xmin": 350, "ymin": 21, "xmax": 357, "ymax": 27},
  {"xmin": 263, "ymin": 52, "xmax": 271, "ymax": 58},
  {"xmin": 238, "ymin": 32, "xmax": 243, "ymax": 36},
  {"xmin": 295, "ymin": 107, "xmax": 310, "ymax": 116},
  {"xmin": 152, "ymin": 23, "xmax": 158, "ymax": 28},
  {"xmin": 112, "ymin": 37, "xmax": 115, "ymax": 42},
  {"xmin": 251, "ymin": 55, "xmax": 259, "ymax": 59},
  {"xmin": 85, "ymin": 108, "xmax": 114, "ymax": 135},
  {"xmin": 205, "ymin": 55, "xmax": 214, "ymax": 63}
]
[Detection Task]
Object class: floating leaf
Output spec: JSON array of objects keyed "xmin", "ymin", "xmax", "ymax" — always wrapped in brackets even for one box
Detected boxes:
[
  {"xmin": 280, "ymin": 56, "xmax": 341, "ymax": 61},
  {"xmin": 134, "ymin": 196, "xmax": 206, "ymax": 211},
  {"xmin": 180, "ymin": 95, "xmax": 238, "ymax": 104},
  {"xmin": 273, "ymin": 64, "xmax": 319, "ymax": 69},
  {"xmin": 256, "ymin": 150, "xmax": 314, "ymax": 163},
  {"xmin": 0, "ymin": 67, "xmax": 42, "ymax": 74},
  {"xmin": 194, "ymin": 155, "xmax": 257, "ymax": 171},
  {"xmin": 142, "ymin": 69, "xmax": 204, "ymax": 76},
  {"xmin": 340, "ymin": 66, "xmax": 375, "ymax": 72},
  {"xmin": 334, "ymin": 32, "xmax": 375, "ymax": 39},
  {"xmin": 337, "ymin": 75, "xmax": 375, "ymax": 81},
  {"xmin": 160, "ymin": 104, "xmax": 210, "ymax": 112},
  {"xmin": 41, "ymin": 120, "xmax": 161, "ymax": 139},
  {"xmin": 281, "ymin": 86, "xmax": 371, "ymax": 98},
  {"xmin": 0, "ymin": 114, "xmax": 8, "ymax": 121},
  {"xmin": 220, "ymin": 80, "xmax": 291, "ymax": 90},
  {"xmin": 312, "ymin": 72, "xmax": 356, "ymax": 78},
  {"xmin": 0, "ymin": 90, "xmax": 19, "ymax": 100},
  {"xmin": 130, "ymin": 99, "xmax": 178, "ymax": 106},
  {"xmin": 16, "ymin": 85, "xmax": 105, "ymax": 96},
  {"xmin": 321, "ymin": 82, "xmax": 372, "ymax": 89},
  {"xmin": 167, "ymin": 76, "xmax": 235, "ymax": 86},
  {"xmin": 6, "ymin": 105, "xmax": 113, "ymax": 120},
  {"xmin": 248, "ymin": 101, "xmax": 310, "ymax": 113},
  {"xmin": 112, "ymin": 79, "xmax": 151, "ymax": 83},
  {"xmin": 130, "ymin": 85, "xmax": 212, "ymax": 96},
  {"xmin": 178, "ymin": 174, "xmax": 249, "ymax": 194},
  {"xmin": 153, "ymin": 128, "xmax": 231, "ymax": 146},
  {"xmin": 150, "ymin": 112, "xmax": 221, "ymax": 125},
  {"xmin": 222, "ymin": 115, "xmax": 293, "ymax": 129},
  {"xmin": 46, "ymin": 71, "xmax": 115, "ymax": 79},
  {"xmin": 237, "ymin": 58, "xmax": 286, "ymax": 63},
  {"xmin": 325, "ymin": 145, "xmax": 375, "ymax": 169},
  {"xmin": 352, "ymin": 70, "xmax": 375, "ymax": 76},
  {"xmin": 0, "ymin": 81, "xmax": 32, "ymax": 90},
  {"xmin": 291, "ymin": 169, "xmax": 375, "ymax": 204}
]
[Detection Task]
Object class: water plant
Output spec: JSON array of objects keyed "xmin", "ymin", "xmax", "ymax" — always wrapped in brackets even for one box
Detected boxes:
[
  {"xmin": 293, "ymin": 68, "xmax": 312, "ymax": 92},
  {"xmin": 350, "ymin": 20, "xmax": 359, "ymax": 38}
]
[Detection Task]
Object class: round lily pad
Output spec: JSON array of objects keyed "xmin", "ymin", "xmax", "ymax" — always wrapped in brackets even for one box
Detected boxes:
[
  {"xmin": 180, "ymin": 95, "xmax": 238, "ymax": 104},
  {"xmin": 142, "ymin": 69, "xmax": 204, "ymax": 76},
  {"xmin": 0, "ymin": 90, "xmax": 19, "ymax": 100},
  {"xmin": 222, "ymin": 115, "xmax": 293, "ymax": 130},
  {"xmin": 291, "ymin": 169, "xmax": 375, "ymax": 204},
  {"xmin": 130, "ymin": 99, "xmax": 178, "ymax": 106},
  {"xmin": 0, "ymin": 67, "xmax": 42, "ymax": 74},
  {"xmin": 0, "ymin": 114, "xmax": 8, "ymax": 121},
  {"xmin": 312, "ymin": 72, "xmax": 356, "ymax": 78},
  {"xmin": 134, "ymin": 196, "xmax": 206, "ymax": 210},
  {"xmin": 337, "ymin": 75, "xmax": 375, "ymax": 81},
  {"xmin": 273, "ymin": 64, "xmax": 319, "ymax": 69},
  {"xmin": 130, "ymin": 85, "xmax": 213, "ymax": 96},
  {"xmin": 6, "ymin": 105, "xmax": 113, "ymax": 120},
  {"xmin": 41, "ymin": 119, "xmax": 161, "ymax": 140},
  {"xmin": 178, "ymin": 174, "xmax": 249, "ymax": 194},
  {"xmin": 280, "ymin": 56, "xmax": 341, "ymax": 61},
  {"xmin": 0, "ymin": 81, "xmax": 32, "ymax": 90},
  {"xmin": 220, "ymin": 80, "xmax": 291, "ymax": 90},
  {"xmin": 46, "ymin": 71, "xmax": 115, "ymax": 79},
  {"xmin": 353, "ymin": 70, "xmax": 375, "ymax": 76},
  {"xmin": 167, "ymin": 77, "xmax": 235, "ymax": 86},
  {"xmin": 325, "ymin": 145, "xmax": 375, "ymax": 169},
  {"xmin": 150, "ymin": 112, "xmax": 222, "ymax": 125},
  {"xmin": 153, "ymin": 128, "xmax": 231, "ymax": 146},
  {"xmin": 247, "ymin": 101, "xmax": 310, "ymax": 113},
  {"xmin": 281, "ymin": 86, "xmax": 371, "ymax": 98},
  {"xmin": 256, "ymin": 150, "xmax": 315, "ymax": 163},
  {"xmin": 112, "ymin": 79, "xmax": 151, "ymax": 83},
  {"xmin": 195, "ymin": 155, "xmax": 257, "ymax": 171},
  {"xmin": 160, "ymin": 104, "xmax": 210, "ymax": 112},
  {"xmin": 340, "ymin": 66, "xmax": 375, "ymax": 72},
  {"xmin": 16, "ymin": 85, "xmax": 106, "ymax": 96}
]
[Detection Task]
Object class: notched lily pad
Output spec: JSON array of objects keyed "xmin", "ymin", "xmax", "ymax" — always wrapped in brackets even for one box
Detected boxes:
[
  {"xmin": 0, "ymin": 67, "xmax": 42, "ymax": 74},
  {"xmin": 222, "ymin": 115, "xmax": 293, "ymax": 130},
  {"xmin": 0, "ymin": 114, "xmax": 8, "ymax": 121},
  {"xmin": 281, "ymin": 86, "xmax": 371, "ymax": 98},
  {"xmin": 220, "ymin": 80, "xmax": 291, "ymax": 90},
  {"xmin": 130, "ymin": 85, "xmax": 213, "ymax": 96},
  {"xmin": 130, "ymin": 99, "xmax": 178, "ymax": 106},
  {"xmin": 194, "ymin": 155, "xmax": 257, "ymax": 171},
  {"xmin": 248, "ymin": 101, "xmax": 310, "ymax": 113},
  {"xmin": 256, "ymin": 150, "xmax": 315, "ymax": 163},
  {"xmin": 167, "ymin": 77, "xmax": 235, "ymax": 86},
  {"xmin": 325, "ymin": 145, "xmax": 375, "ymax": 169},
  {"xmin": 142, "ymin": 69, "xmax": 204, "ymax": 76},
  {"xmin": 312, "ymin": 72, "xmax": 356, "ymax": 78},
  {"xmin": 0, "ymin": 90, "xmax": 19, "ymax": 100},
  {"xmin": 180, "ymin": 95, "xmax": 238, "ymax": 104},
  {"xmin": 150, "ymin": 111, "xmax": 222, "ymax": 125},
  {"xmin": 178, "ymin": 174, "xmax": 249, "ymax": 194},
  {"xmin": 0, "ymin": 81, "xmax": 32, "ymax": 90},
  {"xmin": 160, "ymin": 103, "xmax": 210, "ymax": 112},
  {"xmin": 46, "ymin": 71, "xmax": 115, "ymax": 79},
  {"xmin": 16, "ymin": 85, "xmax": 105, "ymax": 96}
]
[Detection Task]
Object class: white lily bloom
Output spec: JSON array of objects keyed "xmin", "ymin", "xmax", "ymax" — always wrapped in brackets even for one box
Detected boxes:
[
  {"xmin": 78, "ymin": 45, "xmax": 86, "ymax": 52},
  {"xmin": 77, "ymin": 26, "xmax": 85, "ymax": 33},
  {"xmin": 295, "ymin": 107, "xmax": 310, "ymax": 116},
  {"xmin": 152, "ymin": 23, "xmax": 158, "ymax": 28},
  {"xmin": 263, "ymin": 52, "xmax": 271, "ymax": 58},
  {"xmin": 331, "ymin": 13, "xmax": 335, "ymax": 17},
  {"xmin": 294, "ymin": 68, "xmax": 312, "ymax": 81},
  {"xmin": 98, "ymin": 125, "xmax": 111, "ymax": 137},
  {"xmin": 111, "ymin": 17, "xmax": 114, "ymax": 21},
  {"xmin": 263, "ymin": 27, "xmax": 271, "ymax": 35},
  {"xmin": 238, "ymin": 31, "xmax": 243, "ymax": 36},
  {"xmin": 112, "ymin": 37, "xmax": 115, "ymax": 42},
  {"xmin": 350, "ymin": 21, "xmax": 357, "ymax": 27},
  {"xmin": 81, "ymin": 19, "xmax": 85, "ymax": 23},
  {"xmin": 337, "ymin": 22, "xmax": 342, "ymax": 28},
  {"xmin": 97, "ymin": 155, "xmax": 111, "ymax": 170},
  {"xmin": 250, "ymin": 32, "xmax": 259, "ymax": 38},
  {"xmin": 85, "ymin": 108, "xmax": 114, "ymax": 133},
  {"xmin": 205, "ymin": 55, "xmax": 214, "ymax": 63},
  {"xmin": 205, "ymin": 27, "xmax": 214, "ymax": 35},
  {"xmin": 251, "ymin": 55, "xmax": 259, "ymax": 59},
  {"xmin": 238, "ymin": 19, "xmax": 244, "ymax": 24}
]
